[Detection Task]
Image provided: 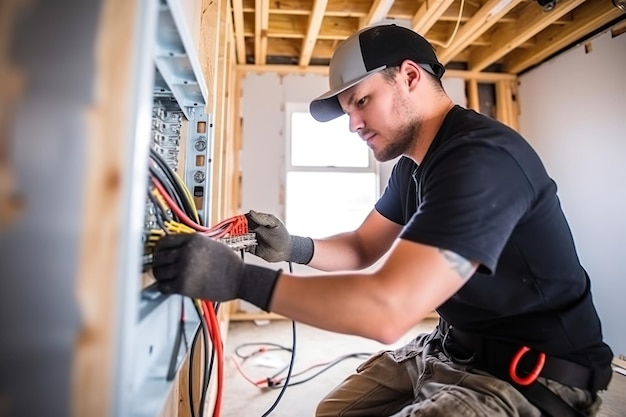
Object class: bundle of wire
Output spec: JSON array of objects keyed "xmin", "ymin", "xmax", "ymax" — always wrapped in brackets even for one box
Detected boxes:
[{"xmin": 145, "ymin": 147, "xmax": 255, "ymax": 417}]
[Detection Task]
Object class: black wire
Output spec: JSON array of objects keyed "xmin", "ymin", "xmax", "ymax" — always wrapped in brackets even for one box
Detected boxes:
[
  {"xmin": 260, "ymin": 262, "xmax": 296, "ymax": 417},
  {"xmin": 189, "ymin": 327, "xmax": 200, "ymax": 417},
  {"xmin": 166, "ymin": 298, "xmax": 187, "ymax": 381},
  {"xmin": 148, "ymin": 166, "xmax": 185, "ymax": 222},
  {"xmin": 234, "ymin": 342, "xmax": 293, "ymax": 360},
  {"xmin": 149, "ymin": 148, "xmax": 200, "ymax": 224},
  {"xmin": 268, "ymin": 352, "xmax": 371, "ymax": 388},
  {"xmin": 190, "ymin": 300, "xmax": 211, "ymax": 417},
  {"xmin": 199, "ymin": 302, "xmax": 220, "ymax": 417},
  {"xmin": 147, "ymin": 187, "xmax": 172, "ymax": 229}
]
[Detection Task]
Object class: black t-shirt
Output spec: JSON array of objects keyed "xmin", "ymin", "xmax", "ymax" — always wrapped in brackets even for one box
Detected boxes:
[{"xmin": 375, "ymin": 106, "xmax": 612, "ymax": 369}]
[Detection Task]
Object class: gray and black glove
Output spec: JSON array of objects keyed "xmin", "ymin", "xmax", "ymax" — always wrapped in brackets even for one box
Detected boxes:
[
  {"xmin": 152, "ymin": 233, "xmax": 281, "ymax": 311},
  {"xmin": 245, "ymin": 210, "xmax": 314, "ymax": 264}
]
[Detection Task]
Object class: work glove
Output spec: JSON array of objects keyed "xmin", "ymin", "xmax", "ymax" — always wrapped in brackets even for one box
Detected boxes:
[
  {"xmin": 152, "ymin": 233, "xmax": 281, "ymax": 311},
  {"xmin": 245, "ymin": 210, "xmax": 314, "ymax": 264}
]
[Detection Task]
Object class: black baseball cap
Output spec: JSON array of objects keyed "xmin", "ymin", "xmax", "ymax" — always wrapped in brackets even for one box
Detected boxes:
[{"xmin": 309, "ymin": 24, "xmax": 445, "ymax": 122}]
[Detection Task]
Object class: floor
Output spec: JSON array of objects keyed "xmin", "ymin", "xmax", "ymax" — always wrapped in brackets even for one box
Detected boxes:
[{"xmin": 221, "ymin": 318, "xmax": 625, "ymax": 417}]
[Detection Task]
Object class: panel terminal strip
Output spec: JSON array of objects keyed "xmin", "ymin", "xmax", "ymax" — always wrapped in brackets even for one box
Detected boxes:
[{"xmin": 185, "ymin": 110, "xmax": 212, "ymax": 226}]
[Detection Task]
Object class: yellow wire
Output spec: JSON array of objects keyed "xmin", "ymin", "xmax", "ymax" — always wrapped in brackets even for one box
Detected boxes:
[
  {"xmin": 164, "ymin": 220, "xmax": 195, "ymax": 235},
  {"xmin": 151, "ymin": 188, "xmax": 170, "ymax": 213},
  {"xmin": 173, "ymin": 171, "xmax": 200, "ymax": 223}
]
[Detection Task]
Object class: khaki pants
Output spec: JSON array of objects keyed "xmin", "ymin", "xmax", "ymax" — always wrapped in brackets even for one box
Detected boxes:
[{"xmin": 316, "ymin": 329, "xmax": 601, "ymax": 417}]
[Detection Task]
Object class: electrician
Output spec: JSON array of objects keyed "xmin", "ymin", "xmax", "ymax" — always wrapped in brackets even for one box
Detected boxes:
[{"xmin": 152, "ymin": 24, "xmax": 613, "ymax": 417}]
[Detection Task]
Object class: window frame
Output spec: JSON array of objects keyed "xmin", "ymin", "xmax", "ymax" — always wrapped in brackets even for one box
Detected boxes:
[{"xmin": 285, "ymin": 102, "xmax": 378, "ymax": 176}]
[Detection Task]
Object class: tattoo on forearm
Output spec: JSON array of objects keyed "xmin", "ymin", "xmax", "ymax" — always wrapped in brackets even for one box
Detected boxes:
[{"xmin": 440, "ymin": 249, "xmax": 474, "ymax": 281}]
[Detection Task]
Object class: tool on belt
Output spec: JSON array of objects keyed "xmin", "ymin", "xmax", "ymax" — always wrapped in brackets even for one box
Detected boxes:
[{"xmin": 437, "ymin": 319, "xmax": 612, "ymax": 417}]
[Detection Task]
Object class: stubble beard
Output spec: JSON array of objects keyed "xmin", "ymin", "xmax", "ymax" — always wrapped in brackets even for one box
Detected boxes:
[{"xmin": 373, "ymin": 116, "xmax": 421, "ymax": 162}]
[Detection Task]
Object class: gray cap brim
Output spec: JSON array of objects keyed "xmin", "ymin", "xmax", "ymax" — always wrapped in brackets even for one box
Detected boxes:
[{"xmin": 309, "ymin": 65, "xmax": 386, "ymax": 123}]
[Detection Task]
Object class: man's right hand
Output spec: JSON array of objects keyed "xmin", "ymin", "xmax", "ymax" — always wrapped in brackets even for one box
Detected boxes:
[{"xmin": 245, "ymin": 210, "xmax": 314, "ymax": 264}]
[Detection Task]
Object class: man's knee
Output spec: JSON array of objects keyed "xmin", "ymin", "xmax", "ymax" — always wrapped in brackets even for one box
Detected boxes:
[{"xmin": 315, "ymin": 398, "xmax": 338, "ymax": 417}]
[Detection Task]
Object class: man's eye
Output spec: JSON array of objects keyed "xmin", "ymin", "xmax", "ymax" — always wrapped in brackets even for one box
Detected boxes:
[{"xmin": 357, "ymin": 97, "xmax": 367, "ymax": 108}]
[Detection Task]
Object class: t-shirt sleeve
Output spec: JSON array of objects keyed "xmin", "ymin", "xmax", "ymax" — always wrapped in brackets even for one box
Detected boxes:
[{"xmin": 401, "ymin": 143, "xmax": 534, "ymax": 274}]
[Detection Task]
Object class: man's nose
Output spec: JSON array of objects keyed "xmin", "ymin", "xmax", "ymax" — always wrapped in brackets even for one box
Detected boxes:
[{"xmin": 349, "ymin": 113, "xmax": 364, "ymax": 133}]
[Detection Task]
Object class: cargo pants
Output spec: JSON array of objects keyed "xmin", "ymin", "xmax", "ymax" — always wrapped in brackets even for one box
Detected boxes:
[{"xmin": 315, "ymin": 328, "xmax": 601, "ymax": 417}]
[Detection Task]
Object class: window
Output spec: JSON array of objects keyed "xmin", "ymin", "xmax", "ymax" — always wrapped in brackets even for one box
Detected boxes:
[{"xmin": 285, "ymin": 103, "xmax": 379, "ymax": 238}]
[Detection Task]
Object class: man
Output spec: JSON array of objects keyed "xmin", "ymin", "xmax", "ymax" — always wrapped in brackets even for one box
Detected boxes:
[{"xmin": 153, "ymin": 24, "xmax": 613, "ymax": 416}]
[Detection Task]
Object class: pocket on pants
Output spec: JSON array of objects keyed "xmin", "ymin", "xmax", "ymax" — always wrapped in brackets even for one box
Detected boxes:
[
  {"xmin": 356, "ymin": 351, "xmax": 388, "ymax": 373},
  {"xmin": 390, "ymin": 331, "xmax": 435, "ymax": 363}
]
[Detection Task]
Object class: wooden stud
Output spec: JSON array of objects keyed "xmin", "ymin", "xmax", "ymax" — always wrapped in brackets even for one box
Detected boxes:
[
  {"xmin": 467, "ymin": 78, "xmax": 479, "ymax": 112},
  {"xmin": 231, "ymin": 0, "xmax": 247, "ymax": 64}
]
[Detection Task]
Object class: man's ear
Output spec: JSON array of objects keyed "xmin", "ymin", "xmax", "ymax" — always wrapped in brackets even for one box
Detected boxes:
[{"xmin": 399, "ymin": 60, "xmax": 421, "ymax": 91}]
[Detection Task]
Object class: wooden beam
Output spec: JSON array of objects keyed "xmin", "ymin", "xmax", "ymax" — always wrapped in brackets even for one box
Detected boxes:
[
  {"xmin": 360, "ymin": 0, "xmax": 395, "ymax": 28},
  {"xmin": 437, "ymin": 0, "xmax": 524, "ymax": 65},
  {"xmin": 237, "ymin": 63, "xmax": 329, "ymax": 74},
  {"xmin": 444, "ymin": 69, "xmax": 516, "ymax": 81},
  {"xmin": 411, "ymin": 0, "xmax": 455, "ymax": 35},
  {"xmin": 235, "ymin": 64, "xmax": 516, "ymax": 82},
  {"xmin": 467, "ymin": 78, "xmax": 479, "ymax": 112},
  {"xmin": 299, "ymin": 0, "xmax": 328, "ymax": 66},
  {"xmin": 469, "ymin": 0, "xmax": 585, "ymax": 72},
  {"xmin": 254, "ymin": 0, "xmax": 269, "ymax": 64},
  {"xmin": 495, "ymin": 79, "xmax": 511, "ymax": 127},
  {"xmin": 231, "ymin": 0, "xmax": 246, "ymax": 64},
  {"xmin": 503, "ymin": 1, "xmax": 624, "ymax": 74},
  {"xmin": 200, "ymin": 0, "xmax": 222, "ymax": 111}
]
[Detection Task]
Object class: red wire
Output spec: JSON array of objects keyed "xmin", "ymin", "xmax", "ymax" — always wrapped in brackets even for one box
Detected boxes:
[
  {"xmin": 151, "ymin": 178, "xmax": 211, "ymax": 232},
  {"xmin": 151, "ymin": 177, "xmax": 249, "ymax": 239},
  {"xmin": 203, "ymin": 300, "xmax": 224, "ymax": 417},
  {"xmin": 151, "ymin": 178, "xmax": 249, "ymax": 240},
  {"xmin": 228, "ymin": 356, "xmax": 266, "ymax": 387}
]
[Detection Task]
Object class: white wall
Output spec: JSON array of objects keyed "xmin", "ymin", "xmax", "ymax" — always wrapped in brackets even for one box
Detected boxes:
[{"xmin": 518, "ymin": 30, "xmax": 626, "ymax": 355}]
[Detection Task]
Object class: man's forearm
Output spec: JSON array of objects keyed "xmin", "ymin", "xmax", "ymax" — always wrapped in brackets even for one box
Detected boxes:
[{"xmin": 307, "ymin": 232, "xmax": 378, "ymax": 271}]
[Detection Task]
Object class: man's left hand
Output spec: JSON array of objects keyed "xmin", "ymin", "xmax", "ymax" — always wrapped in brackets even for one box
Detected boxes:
[{"xmin": 152, "ymin": 233, "xmax": 281, "ymax": 310}]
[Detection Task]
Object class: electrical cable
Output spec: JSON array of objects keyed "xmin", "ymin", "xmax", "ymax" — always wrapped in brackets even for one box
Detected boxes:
[
  {"xmin": 189, "ymin": 299, "xmax": 211, "ymax": 417},
  {"xmin": 266, "ymin": 352, "xmax": 372, "ymax": 388},
  {"xmin": 173, "ymin": 170, "xmax": 200, "ymax": 224},
  {"xmin": 149, "ymin": 147, "xmax": 198, "ymax": 222},
  {"xmin": 166, "ymin": 297, "xmax": 187, "ymax": 381},
  {"xmin": 257, "ymin": 261, "xmax": 296, "ymax": 417},
  {"xmin": 150, "ymin": 177, "xmax": 249, "ymax": 240},
  {"xmin": 210, "ymin": 301, "xmax": 225, "ymax": 417},
  {"xmin": 428, "ymin": 0, "xmax": 465, "ymax": 49},
  {"xmin": 148, "ymin": 165, "xmax": 186, "ymax": 221}
]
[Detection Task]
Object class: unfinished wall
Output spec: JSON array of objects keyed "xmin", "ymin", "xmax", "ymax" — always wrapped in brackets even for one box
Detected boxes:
[{"xmin": 518, "ymin": 29, "xmax": 626, "ymax": 356}]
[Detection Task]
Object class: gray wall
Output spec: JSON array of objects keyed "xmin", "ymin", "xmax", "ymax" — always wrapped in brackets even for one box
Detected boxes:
[{"xmin": 518, "ymin": 30, "xmax": 626, "ymax": 356}]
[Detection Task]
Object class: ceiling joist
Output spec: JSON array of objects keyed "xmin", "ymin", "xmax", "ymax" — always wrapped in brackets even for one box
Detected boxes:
[
  {"xmin": 229, "ymin": 0, "xmax": 626, "ymax": 76},
  {"xmin": 411, "ymin": 0, "xmax": 455, "ymax": 34},
  {"xmin": 437, "ymin": 0, "xmax": 525, "ymax": 64},
  {"xmin": 503, "ymin": 0, "xmax": 624, "ymax": 73},
  {"xmin": 299, "ymin": 0, "xmax": 328, "ymax": 66},
  {"xmin": 469, "ymin": 0, "xmax": 585, "ymax": 72}
]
